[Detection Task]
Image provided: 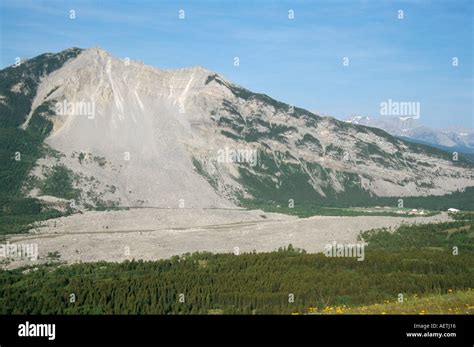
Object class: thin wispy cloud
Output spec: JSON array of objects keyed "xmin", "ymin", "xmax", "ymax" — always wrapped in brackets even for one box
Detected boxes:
[{"xmin": 0, "ymin": 0, "xmax": 471, "ymax": 128}]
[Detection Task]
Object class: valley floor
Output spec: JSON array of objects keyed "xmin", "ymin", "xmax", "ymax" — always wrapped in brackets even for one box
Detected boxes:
[{"xmin": 2, "ymin": 208, "xmax": 450, "ymax": 269}]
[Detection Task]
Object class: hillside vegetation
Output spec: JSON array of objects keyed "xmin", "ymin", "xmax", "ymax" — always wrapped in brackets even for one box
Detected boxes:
[{"xmin": 0, "ymin": 50, "xmax": 82, "ymax": 237}]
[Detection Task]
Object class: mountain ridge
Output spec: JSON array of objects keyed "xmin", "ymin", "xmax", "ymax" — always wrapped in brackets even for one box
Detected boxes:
[{"xmin": 0, "ymin": 47, "xmax": 472, "ymax": 211}]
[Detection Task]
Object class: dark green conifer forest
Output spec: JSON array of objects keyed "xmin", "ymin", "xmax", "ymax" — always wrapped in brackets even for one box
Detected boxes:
[{"xmin": 1, "ymin": 219, "xmax": 472, "ymax": 314}]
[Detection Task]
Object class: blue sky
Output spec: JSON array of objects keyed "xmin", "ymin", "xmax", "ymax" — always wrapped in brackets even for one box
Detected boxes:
[{"xmin": 0, "ymin": 0, "xmax": 472, "ymax": 129}]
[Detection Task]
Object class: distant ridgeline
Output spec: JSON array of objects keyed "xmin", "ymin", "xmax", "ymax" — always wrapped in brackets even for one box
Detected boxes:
[{"xmin": 0, "ymin": 49, "xmax": 83, "ymax": 235}]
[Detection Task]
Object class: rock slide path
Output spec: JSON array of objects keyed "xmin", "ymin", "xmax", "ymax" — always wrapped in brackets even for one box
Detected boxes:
[{"xmin": 3, "ymin": 209, "xmax": 450, "ymax": 269}]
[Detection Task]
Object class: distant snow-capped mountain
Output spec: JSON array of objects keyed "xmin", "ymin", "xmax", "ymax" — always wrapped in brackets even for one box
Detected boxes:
[{"xmin": 345, "ymin": 116, "xmax": 474, "ymax": 154}]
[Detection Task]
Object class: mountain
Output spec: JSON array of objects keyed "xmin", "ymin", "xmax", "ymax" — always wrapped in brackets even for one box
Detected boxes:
[
  {"xmin": 345, "ymin": 116, "xmax": 474, "ymax": 154},
  {"xmin": 1, "ymin": 48, "xmax": 473, "ymax": 211}
]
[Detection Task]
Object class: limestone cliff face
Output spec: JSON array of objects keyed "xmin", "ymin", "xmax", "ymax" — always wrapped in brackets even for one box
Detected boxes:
[{"xmin": 12, "ymin": 48, "xmax": 473, "ymax": 208}]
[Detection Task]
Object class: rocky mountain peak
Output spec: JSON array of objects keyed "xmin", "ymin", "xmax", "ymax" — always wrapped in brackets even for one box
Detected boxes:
[{"xmin": 1, "ymin": 47, "xmax": 472, "ymax": 210}]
